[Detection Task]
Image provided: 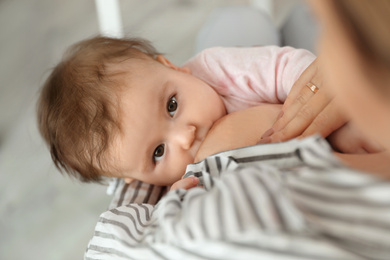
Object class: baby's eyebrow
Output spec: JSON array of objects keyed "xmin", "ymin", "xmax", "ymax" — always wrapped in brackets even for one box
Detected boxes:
[{"xmin": 158, "ymin": 81, "xmax": 170, "ymax": 109}]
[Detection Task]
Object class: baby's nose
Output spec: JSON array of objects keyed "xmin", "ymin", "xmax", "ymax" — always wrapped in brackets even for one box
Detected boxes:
[{"xmin": 174, "ymin": 125, "xmax": 196, "ymax": 150}]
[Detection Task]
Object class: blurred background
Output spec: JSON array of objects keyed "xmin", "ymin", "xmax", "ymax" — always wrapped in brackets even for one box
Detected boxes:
[{"xmin": 0, "ymin": 0, "xmax": 305, "ymax": 259}]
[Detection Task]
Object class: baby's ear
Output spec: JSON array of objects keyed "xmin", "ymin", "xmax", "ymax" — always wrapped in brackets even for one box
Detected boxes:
[
  {"xmin": 124, "ymin": 177, "xmax": 134, "ymax": 184},
  {"xmin": 155, "ymin": 55, "xmax": 192, "ymax": 74}
]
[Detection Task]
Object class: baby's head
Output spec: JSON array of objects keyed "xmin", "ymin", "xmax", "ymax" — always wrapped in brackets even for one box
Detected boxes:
[{"xmin": 38, "ymin": 36, "xmax": 226, "ymax": 185}]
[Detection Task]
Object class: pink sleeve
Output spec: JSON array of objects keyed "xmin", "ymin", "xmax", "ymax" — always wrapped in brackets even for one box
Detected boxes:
[{"xmin": 184, "ymin": 46, "xmax": 316, "ymax": 113}]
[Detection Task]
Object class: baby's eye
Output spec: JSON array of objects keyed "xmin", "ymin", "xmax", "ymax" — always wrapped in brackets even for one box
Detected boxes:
[
  {"xmin": 167, "ymin": 96, "xmax": 178, "ymax": 117},
  {"xmin": 153, "ymin": 144, "xmax": 165, "ymax": 162}
]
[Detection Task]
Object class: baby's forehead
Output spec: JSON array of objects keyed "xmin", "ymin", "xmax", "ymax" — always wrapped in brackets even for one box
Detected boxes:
[
  {"xmin": 108, "ymin": 57, "xmax": 157, "ymax": 86},
  {"xmin": 109, "ymin": 54, "xmax": 155, "ymax": 72}
]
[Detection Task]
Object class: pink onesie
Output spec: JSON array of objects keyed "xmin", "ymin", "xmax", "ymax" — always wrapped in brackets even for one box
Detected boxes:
[{"xmin": 184, "ymin": 46, "xmax": 316, "ymax": 113}]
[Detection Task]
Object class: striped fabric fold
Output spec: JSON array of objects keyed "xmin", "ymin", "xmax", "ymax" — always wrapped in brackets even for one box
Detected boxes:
[
  {"xmin": 86, "ymin": 136, "xmax": 390, "ymax": 260},
  {"xmin": 108, "ymin": 180, "xmax": 168, "ymax": 210}
]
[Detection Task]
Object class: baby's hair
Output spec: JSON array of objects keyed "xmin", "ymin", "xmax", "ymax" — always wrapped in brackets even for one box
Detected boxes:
[{"xmin": 37, "ymin": 36, "xmax": 160, "ymax": 182}]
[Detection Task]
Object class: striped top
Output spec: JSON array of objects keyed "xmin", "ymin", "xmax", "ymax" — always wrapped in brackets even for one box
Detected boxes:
[{"xmin": 85, "ymin": 136, "xmax": 390, "ymax": 260}]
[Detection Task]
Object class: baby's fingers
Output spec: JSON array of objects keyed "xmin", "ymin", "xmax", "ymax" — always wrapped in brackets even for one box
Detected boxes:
[{"xmin": 170, "ymin": 177, "xmax": 199, "ymax": 191}]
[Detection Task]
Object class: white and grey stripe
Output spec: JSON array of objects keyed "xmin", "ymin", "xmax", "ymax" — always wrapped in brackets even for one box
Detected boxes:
[
  {"xmin": 108, "ymin": 180, "xmax": 168, "ymax": 210},
  {"xmin": 86, "ymin": 136, "xmax": 390, "ymax": 260}
]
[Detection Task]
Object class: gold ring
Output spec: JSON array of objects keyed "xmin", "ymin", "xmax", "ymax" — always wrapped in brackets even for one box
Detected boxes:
[{"xmin": 306, "ymin": 82, "xmax": 319, "ymax": 93}]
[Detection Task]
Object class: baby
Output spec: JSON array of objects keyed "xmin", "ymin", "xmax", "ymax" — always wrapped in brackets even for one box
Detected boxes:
[{"xmin": 37, "ymin": 36, "xmax": 363, "ymax": 188}]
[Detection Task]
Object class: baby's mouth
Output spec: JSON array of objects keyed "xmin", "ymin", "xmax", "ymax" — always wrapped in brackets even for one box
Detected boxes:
[
  {"xmin": 192, "ymin": 128, "xmax": 210, "ymax": 163},
  {"xmin": 192, "ymin": 138, "xmax": 202, "ymax": 158}
]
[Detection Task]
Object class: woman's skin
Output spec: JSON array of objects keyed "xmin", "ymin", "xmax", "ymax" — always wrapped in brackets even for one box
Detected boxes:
[
  {"xmin": 173, "ymin": 109, "xmax": 388, "ymax": 191},
  {"xmin": 173, "ymin": 0, "xmax": 390, "ymax": 190},
  {"xmin": 194, "ymin": 105, "xmax": 390, "ymax": 175},
  {"xmin": 194, "ymin": 104, "xmax": 281, "ymax": 162},
  {"xmin": 262, "ymin": 57, "xmax": 349, "ymax": 142},
  {"xmin": 171, "ymin": 103, "xmax": 389, "ymax": 190},
  {"xmin": 260, "ymin": 2, "xmax": 390, "ymax": 159},
  {"xmin": 171, "ymin": 105, "xmax": 281, "ymax": 190},
  {"xmin": 310, "ymin": 0, "xmax": 390, "ymax": 178}
]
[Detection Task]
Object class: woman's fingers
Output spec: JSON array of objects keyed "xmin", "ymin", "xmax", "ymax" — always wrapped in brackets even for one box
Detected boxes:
[
  {"xmin": 258, "ymin": 56, "xmax": 348, "ymax": 143},
  {"xmin": 299, "ymin": 99, "xmax": 347, "ymax": 138},
  {"xmin": 261, "ymin": 99, "xmax": 347, "ymax": 144},
  {"xmin": 268, "ymin": 58, "xmax": 325, "ymax": 135},
  {"xmin": 282, "ymin": 58, "xmax": 320, "ymax": 109},
  {"xmin": 271, "ymin": 85, "xmax": 329, "ymax": 140},
  {"xmin": 170, "ymin": 176, "xmax": 199, "ymax": 191},
  {"xmin": 261, "ymin": 86, "xmax": 330, "ymax": 142}
]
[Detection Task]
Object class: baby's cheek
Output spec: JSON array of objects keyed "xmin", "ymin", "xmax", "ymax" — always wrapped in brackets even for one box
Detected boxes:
[{"xmin": 169, "ymin": 153, "xmax": 195, "ymax": 183}]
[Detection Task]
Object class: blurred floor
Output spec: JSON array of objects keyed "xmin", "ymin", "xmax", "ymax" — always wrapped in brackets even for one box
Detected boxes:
[{"xmin": 0, "ymin": 0, "xmax": 302, "ymax": 259}]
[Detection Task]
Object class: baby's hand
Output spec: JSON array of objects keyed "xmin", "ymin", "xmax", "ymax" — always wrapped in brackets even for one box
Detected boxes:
[{"xmin": 170, "ymin": 176, "xmax": 199, "ymax": 191}]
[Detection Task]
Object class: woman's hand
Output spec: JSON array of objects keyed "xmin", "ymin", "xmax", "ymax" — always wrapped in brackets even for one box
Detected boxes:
[{"xmin": 260, "ymin": 58, "xmax": 349, "ymax": 143}]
